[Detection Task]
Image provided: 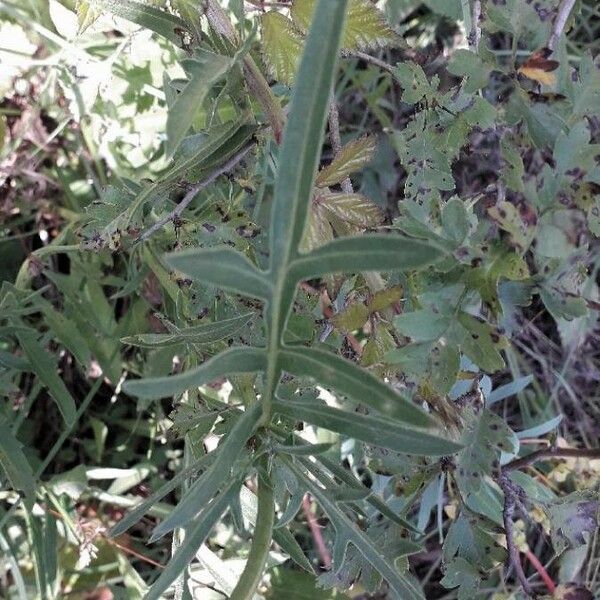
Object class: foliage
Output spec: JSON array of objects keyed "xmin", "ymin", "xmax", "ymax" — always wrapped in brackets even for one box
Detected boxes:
[{"xmin": 1, "ymin": 0, "xmax": 599, "ymax": 599}]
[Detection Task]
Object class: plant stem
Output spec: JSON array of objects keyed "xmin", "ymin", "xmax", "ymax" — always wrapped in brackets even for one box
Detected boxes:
[
  {"xmin": 205, "ymin": 0, "xmax": 285, "ymax": 143},
  {"xmin": 350, "ymin": 50, "xmax": 396, "ymax": 75},
  {"xmin": 548, "ymin": 0, "xmax": 577, "ymax": 51},
  {"xmin": 229, "ymin": 469, "xmax": 275, "ymax": 600},
  {"xmin": 498, "ymin": 473, "xmax": 535, "ymax": 598},
  {"xmin": 503, "ymin": 447, "xmax": 600, "ymax": 472},
  {"xmin": 302, "ymin": 493, "xmax": 332, "ymax": 568}
]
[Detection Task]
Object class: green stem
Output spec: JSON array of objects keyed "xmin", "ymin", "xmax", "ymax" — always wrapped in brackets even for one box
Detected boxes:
[{"xmin": 229, "ymin": 466, "xmax": 275, "ymax": 600}]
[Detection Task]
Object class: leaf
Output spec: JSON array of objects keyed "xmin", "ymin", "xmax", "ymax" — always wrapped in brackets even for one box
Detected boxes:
[
  {"xmin": 15, "ymin": 330, "xmax": 77, "ymax": 425},
  {"xmin": 166, "ymin": 51, "xmax": 234, "ymax": 157},
  {"xmin": 166, "ymin": 247, "xmax": 272, "ymax": 300},
  {"xmin": 290, "ymin": 235, "xmax": 445, "ymax": 280},
  {"xmin": 121, "ymin": 312, "xmax": 254, "ymax": 348},
  {"xmin": 285, "ymin": 458, "xmax": 425, "ymax": 600},
  {"xmin": 261, "ymin": 12, "xmax": 305, "ymax": 86},
  {"xmin": 96, "ymin": 0, "xmax": 192, "ymax": 46},
  {"xmin": 316, "ymin": 136, "xmax": 378, "ymax": 187},
  {"xmin": 320, "ymin": 193, "xmax": 383, "ymax": 230},
  {"xmin": 440, "ymin": 558, "xmax": 481, "ymax": 600},
  {"xmin": 150, "ymin": 402, "xmax": 261, "ymax": 541},
  {"xmin": 394, "ymin": 62, "xmax": 436, "ymax": 104},
  {"xmin": 109, "ymin": 455, "xmax": 214, "ymax": 537},
  {"xmin": 394, "ymin": 306, "xmax": 451, "ymax": 343},
  {"xmin": 447, "ymin": 49, "xmax": 491, "ymax": 93},
  {"xmin": 450, "ymin": 312, "xmax": 505, "ymax": 373},
  {"xmin": 0, "ymin": 423, "xmax": 36, "ymax": 504},
  {"xmin": 123, "ymin": 347, "xmax": 267, "ymax": 400},
  {"xmin": 545, "ymin": 490, "xmax": 600, "ymax": 554},
  {"xmin": 278, "ymin": 346, "xmax": 431, "ymax": 426},
  {"xmin": 291, "ymin": 0, "xmax": 400, "ymax": 51},
  {"xmin": 456, "ymin": 409, "xmax": 517, "ymax": 495},
  {"xmin": 273, "ymin": 399, "xmax": 462, "ymax": 456},
  {"xmin": 145, "ymin": 480, "xmax": 241, "ymax": 600}
]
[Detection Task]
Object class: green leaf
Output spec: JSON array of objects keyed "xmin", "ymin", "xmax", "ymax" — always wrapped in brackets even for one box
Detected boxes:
[
  {"xmin": 121, "ymin": 312, "xmax": 254, "ymax": 348},
  {"xmin": 440, "ymin": 558, "xmax": 481, "ymax": 600},
  {"xmin": 109, "ymin": 455, "xmax": 214, "ymax": 538},
  {"xmin": 97, "ymin": 0, "xmax": 192, "ymax": 46},
  {"xmin": 450, "ymin": 312, "xmax": 505, "ymax": 373},
  {"xmin": 278, "ymin": 346, "xmax": 431, "ymax": 426},
  {"xmin": 261, "ymin": 12, "xmax": 305, "ymax": 86},
  {"xmin": 320, "ymin": 193, "xmax": 382, "ymax": 231},
  {"xmin": 394, "ymin": 307, "xmax": 451, "ymax": 343},
  {"xmin": 166, "ymin": 247, "xmax": 271, "ymax": 300},
  {"xmin": 316, "ymin": 136, "xmax": 378, "ymax": 187},
  {"xmin": 270, "ymin": 0, "xmax": 348, "ymax": 270},
  {"xmin": 0, "ymin": 423, "xmax": 36, "ymax": 504},
  {"xmin": 394, "ymin": 63, "xmax": 437, "ymax": 105},
  {"xmin": 15, "ymin": 330, "xmax": 77, "ymax": 425},
  {"xmin": 145, "ymin": 480, "xmax": 241, "ymax": 600},
  {"xmin": 150, "ymin": 402, "xmax": 261, "ymax": 541},
  {"xmin": 166, "ymin": 51, "xmax": 234, "ymax": 157},
  {"xmin": 273, "ymin": 399, "xmax": 461, "ymax": 456},
  {"xmin": 290, "ymin": 235, "xmax": 445, "ymax": 280},
  {"xmin": 447, "ymin": 50, "xmax": 491, "ymax": 93},
  {"xmin": 292, "ymin": 0, "xmax": 401, "ymax": 51},
  {"xmin": 123, "ymin": 347, "xmax": 267, "ymax": 400},
  {"xmin": 456, "ymin": 409, "xmax": 517, "ymax": 495},
  {"xmin": 285, "ymin": 458, "xmax": 425, "ymax": 600}
]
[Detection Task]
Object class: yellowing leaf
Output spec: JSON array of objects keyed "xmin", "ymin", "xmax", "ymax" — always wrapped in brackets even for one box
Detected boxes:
[
  {"xmin": 261, "ymin": 12, "xmax": 305, "ymax": 86},
  {"xmin": 291, "ymin": 0, "xmax": 400, "ymax": 51},
  {"xmin": 369, "ymin": 285, "xmax": 403, "ymax": 312},
  {"xmin": 518, "ymin": 66, "xmax": 556, "ymax": 86},
  {"xmin": 316, "ymin": 135, "xmax": 377, "ymax": 187}
]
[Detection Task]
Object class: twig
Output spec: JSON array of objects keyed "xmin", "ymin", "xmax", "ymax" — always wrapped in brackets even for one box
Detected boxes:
[
  {"xmin": 302, "ymin": 494, "xmax": 332, "ymax": 569},
  {"xmin": 548, "ymin": 0, "xmax": 577, "ymax": 51},
  {"xmin": 503, "ymin": 447, "xmax": 600, "ymax": 472},
  {"xmin": 469, "ymin": 0, "xmax": 482, "ymax": 49},
  {"xmin": 498, "ymin": 473, "xmax": 535, "ymax": 598},
  {"xmin": 350, "ymin": 50, "xmax": 396, "ymax": 76},
  {"xmin": 328, "ymin": 98, "xmax": 353, "ymax": 194},
  {"xmin": 137, "ymin": 143, "xmax": 254, "ymax": 243}
]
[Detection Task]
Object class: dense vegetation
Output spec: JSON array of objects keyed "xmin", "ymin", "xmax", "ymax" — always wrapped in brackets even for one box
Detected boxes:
[{"xmin": 1, "ymin": 0, "xmax": 599, "ymax": 598}]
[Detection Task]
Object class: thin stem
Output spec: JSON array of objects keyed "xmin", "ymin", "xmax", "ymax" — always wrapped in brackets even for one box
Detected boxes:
[
  {"xmin": 498, "ymin": 473, "xmax": 535, "ymax": 598},
  {"xmin": 137, "ymin": 142, "xmax": 254, "ymax": 243},
  {"xmin": 205, "ymin": 0, "xmax": 285, "ymax": 143},
  {"xmin": 328, "ymin": 99, "xmax": 353, "ymax": 194},
  {"xmin": 548, "ymin": 0, "xmax": 577, "ymax": 51},
  {"xmin": 524, "ymin": 549, "xmax": 556, "ymax": 594},
  {"xmin": 302, "ymin": 494, "xmax": 332, "ymax": 569},
  {"xmin": 229, "ymin": 468, "xmax": 275, "ymax": 600},
  {"xmin": 503, "ymin": 447, "xmax": 600, "ymax": 472},
  {"xmin": 350, "ymin": 50, "xmax": 396, "ymax": 75}
]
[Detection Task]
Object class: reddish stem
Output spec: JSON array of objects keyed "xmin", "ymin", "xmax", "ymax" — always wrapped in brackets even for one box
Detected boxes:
[
  {"xmin": 302, "ymin": 494, "xmax": 332, "ymax": 569},
  {"xmin": 524, "ymin": 549, "xmax": 556, "ymax": 594}
]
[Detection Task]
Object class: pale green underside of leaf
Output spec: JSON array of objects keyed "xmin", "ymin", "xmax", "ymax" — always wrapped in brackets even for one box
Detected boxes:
[
  {"xmin": 121, "ymin": 312, "xmax": 253, "ymax": 348},
  {"xmin": 122, "ymin": 347, "xmax": 266, "ymax": 400},
  {"xmin": 0, "ymin": 423, "xmax": 36, "ymax": 503},
  {"xmin": 150, "ymin": 402, "xmax": 262, "ymax": 540},
  {"xmin": 166, "ymin": 248, "xmax": 271, "ymax": 301},
  {"xmin": 316, "ymin": 135, "xmax": 377, "ymax": 187},
  {"xmin": 273, "ymin": 399, "xmax": 460, "ymax": 456},
  {"xmin": 290, "ymin": 234, "xmax": 445, "ymax": 280},
  {"xmin": 277, "ymin": 346, "xmax": 431, "ymax": 426}
]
